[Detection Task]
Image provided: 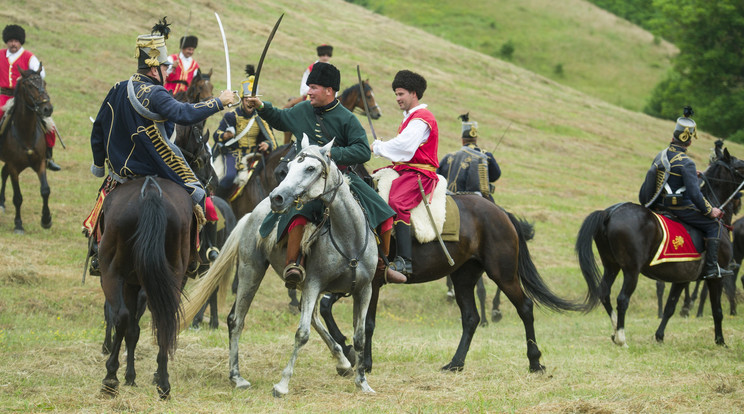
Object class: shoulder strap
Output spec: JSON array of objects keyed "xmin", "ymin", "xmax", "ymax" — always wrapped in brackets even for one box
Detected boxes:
[{"xmin": 644, "ymin": 148, "xmax": 670, "ymax": 208}]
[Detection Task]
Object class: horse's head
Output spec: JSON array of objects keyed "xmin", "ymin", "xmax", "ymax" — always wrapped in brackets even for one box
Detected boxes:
[
  {"xmin": 360, "ymin": 80, "xmax": 381, "ymax": 119},
  {"xmin": 269, "ymin": 134, "xmax": 339, "ymax": 213},
  {"xmin": 175, "ymin": 123, "xmax": 217, "ymax": 191},
  {"xmin": 185, "ymin": 68, "xmax": 214, "ymax": 103},
  {"xmin": 340, "ymin": 80, "xmax": 382, "ymax": 120},
  {"xmin": 16, "ymin": 66, "xmax": 53, "ymax": 118},
  {"xmin": 705, "ymin": 147, "xmax": 744, "ymax": 218}
]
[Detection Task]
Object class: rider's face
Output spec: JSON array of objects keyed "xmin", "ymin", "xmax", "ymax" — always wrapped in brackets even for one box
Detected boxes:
[
  {"xmin": 5, "ymin": 39, "xmax": 21, "ymax": 54},
  {"xmin": 182, "ymin": 47, "xmax": 195, "ymax": 58},
  {"xmin": 394, "ymin": 88, "xmax": 418, "ymax": 112},
  {"xmin": 307, "ymin": 84, "xmax": 334, "ymax": 107}
]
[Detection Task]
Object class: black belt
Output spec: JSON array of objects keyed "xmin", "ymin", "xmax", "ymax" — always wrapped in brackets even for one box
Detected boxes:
[{"xmin": 0, "ymin": 87, "xmax": 13, "ymax": 96}]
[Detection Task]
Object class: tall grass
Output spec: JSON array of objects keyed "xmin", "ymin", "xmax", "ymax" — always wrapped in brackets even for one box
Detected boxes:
[{"xmin": 1, "ymin": 0, "xmax": 743, "ymax": 412}]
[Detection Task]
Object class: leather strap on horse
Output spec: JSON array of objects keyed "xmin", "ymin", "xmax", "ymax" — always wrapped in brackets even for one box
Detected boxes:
[{"xmin": 0, "ymin": 87, "xmax": 13, "ymax": 96}]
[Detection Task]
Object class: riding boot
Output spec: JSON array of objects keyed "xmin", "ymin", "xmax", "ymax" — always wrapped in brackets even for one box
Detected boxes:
[
  {"xmin": 283, "ymin": 224, "xmax": 306, "ymax": 289},
  {"xmin": 701, "ymin": 238, "xmax": 734, "ymax": 280},
  {"xmin": 390, "ymin": 222, "xmax": 413, "ymax": 278},
  {"xmin": 88, "ymin": 239, "xmax": 100, "ymax": 277},
  {"xmin": 378, "ymin": 227, "xmax": 406, "ymax": 284},
  {"xmin": 203, "ymin": 221, "xmax": 220, "ymax": 262},
  {"xmin": 46, "ymin": 147, "xmax": 61, "ymax": 171}
]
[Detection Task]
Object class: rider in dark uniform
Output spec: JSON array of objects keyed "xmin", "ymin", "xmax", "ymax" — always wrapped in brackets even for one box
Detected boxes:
[
  {"xmin": 437, "ymin": 113, "xmax": 500, "ymax": 202},
  {"xmin": 639, "ymin": 107, "xmax": 732, "ymax": 280}
]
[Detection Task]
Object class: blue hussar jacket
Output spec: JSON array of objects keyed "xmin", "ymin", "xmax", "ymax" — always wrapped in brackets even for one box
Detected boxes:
[{"xmin": 90, "ymin": 73, "xmax": 224, "ymax": 204}]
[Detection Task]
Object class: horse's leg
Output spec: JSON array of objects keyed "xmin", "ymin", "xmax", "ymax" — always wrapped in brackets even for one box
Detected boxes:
[
  {"xmin": 192, "ymin": 301, "xmax": 207, "ymax": 329},
  {"xmin": 491, "ymin": 286, "xmax": 503, "ymax": 323},
  {"xmin": 101, "ymin": 289, "xmax": 128, "ymax": 396},
  {"xmin": 363, "ymin": 279, "xmax": 383, "ymax": 373},
  {"xmin": 0, "ymin": 165, "xmax": 8, "ymax": 213},
  {"xmin": 443, "ymin": 266, "xmax": 482, "ymax": 372},
  {"xmin": 102, "ymin": 301, "xmax": 113, "ymax": 355},
  {"xmin": 705, "ymin": 278, "xmax": 726, "ymax": 346},
  {"xmin": 696, "ymin": 282, "xmax": 708, "ymax": 318},
  {"xmin": 611, "ymin": 269, "xmax": 640, "ymax": 347},
  {"xmin": 476, "ymin": 274, "xmax": 488, "ymax": 327},
  {"xmin": 227, "ymin": 260, "xmax": 267, "ymax": 390},
  {"xmin": 287, "ymin": 288, "xmax": 300, "ymax": 314},
  {"xmin": 655, "ymin": 282, "xmax": 687, "ymax": 343},
  {"xmin": 351, "ymin": 281, "xmax": 374, "ymax": 393},
  {"xmin": 599, "ymin": 266, "xmax": 620, "ymax": 326},
  {"xmin": 311, "ymin": 300, "xmax": 353, "ymax": 377},
  {"xmin": 208, "ymin": 288, "xmax": 220, "ymax": 329},
  {"xmin": 37, "ymin": 170, "xmax": 51, "ymax": 229},
  {"xmin": 656, "ymin": 281, "xmax": 665, "ymax": 319},
  {"xmin": 122, "ymin": 285, "xmax": 142, "ymax": 387},
  {"xmin": 723, "ymin": 274, "xmax": 736, "ymax": 316},
  {"xmin": 318, "ymin": 293, "xmax": 355, "ymax": 366},
  {"xmin": 273, "ymin": 283, "xmax": 321, "ymax": 397},
  {"xmin": 680, "ymin": 284, "xmax": 692, "ymax": 318},
  {"xmin": 9, "ymin": 172, "xmax": 24, "ymax": 234},
  {"xmin": 445, "ymin": 275, "xmax": 455, "ymax": 300}
]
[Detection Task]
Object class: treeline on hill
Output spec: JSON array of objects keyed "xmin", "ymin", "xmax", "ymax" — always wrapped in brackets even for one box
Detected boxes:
[{"xmin": 587, "ymin": 0, "xmax": 744, "ymax": 143}]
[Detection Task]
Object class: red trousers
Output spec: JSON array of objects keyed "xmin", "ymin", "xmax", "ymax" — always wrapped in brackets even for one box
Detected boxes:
[{"xmin": 388, "ymin": 170, "xmax": 437, "ymax": 224}]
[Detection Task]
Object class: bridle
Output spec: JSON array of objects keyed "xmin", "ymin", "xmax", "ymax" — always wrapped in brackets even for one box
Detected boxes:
[
  {"xmin": 342, "ymin": 81, "xmax": 379, "ymax": 116},
  {"xmin": 17, "ymin": 72, "xmax": 50, "ymax": 117},
  {"xmin": 702, "ymin": 158, "xmax": 744, "ymax": 210}
]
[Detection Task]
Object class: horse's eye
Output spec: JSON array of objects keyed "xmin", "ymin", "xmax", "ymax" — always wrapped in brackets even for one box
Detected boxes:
[{"xmin": 305, "ymin": 166, "xmax": 316, "ymax": 174}]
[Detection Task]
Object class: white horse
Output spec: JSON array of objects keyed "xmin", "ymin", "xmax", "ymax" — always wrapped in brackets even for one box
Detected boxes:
[{"xmin": 180, "ymin": 135, "xmax": 377, "ymax": 397}]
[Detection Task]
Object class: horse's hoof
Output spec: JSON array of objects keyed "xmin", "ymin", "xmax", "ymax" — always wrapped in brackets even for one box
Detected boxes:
[
  {"xmin": 41, "ymin": 218, "xmax": 52, "ymax": 229},
  {"xmin": 101, "ymin": 379, "xmax": 119, "ymax": 397},
  {"xmin": 440, "ymin": 363, "xmax": 464, "ymax": 372},
  {"xmin": 529, "ymin": 364, "xmax": 546, "ymax": 373},
  {"xmin": 0, "ymin": 205, "xmax": 5, "ymax": 214},
  {"xmin": 272, "ymin": 385, "xmax": 287, "ymax": 398},
  {"xmin": 356, "ymin": 379, "xmax": 375, "ymax": 394},
  {"xmin": 232, "ymin": 376, "xmax": 251, "ymax": 390},
  {"xmin": 491, "ymin": 309, "xmax": 503, "ymax": 323},
  {"xmin": 343, "ymin": 347, "xmax": 356, "ymax": 368},
  {"xmin": 124, "ymin": 379, "xmax": 136, "ymax": 387},
  {"xmin": 479, "ymin": 320, "xmax": 489, "ymax": 328},
  {"xmin": 288, "ymin": 303, "xmax": 300, "ymax": 315},
  {"xmin": 655, "ymin": 335, "xmax": 664, "ymax": 343},
  {"xmin": 337, "ymin": 366, "xmax": 353, "ymax": 377},
  {"xmin": 157, "ymin": 385, "xmax": 171, "ymax": 400},
  {"xmin": 13, "ymin": 228, "xmax": 24, "ymax": 235}
]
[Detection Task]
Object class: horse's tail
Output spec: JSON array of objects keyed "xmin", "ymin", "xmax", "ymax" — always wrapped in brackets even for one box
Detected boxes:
[
  {"xmin": 508, "ymin": 211, "xmax": 587, "ymax": 313},
  {"xmin": 574, "ymin": 209, "xmax": 607, "ymax": 311},
  {"xmin": 179, "ymin": 212, "xmax": 249, "ymax": 331},
  {"xmin": 133, "ymin": 184, "xmax": 182, "ymax": 357}
]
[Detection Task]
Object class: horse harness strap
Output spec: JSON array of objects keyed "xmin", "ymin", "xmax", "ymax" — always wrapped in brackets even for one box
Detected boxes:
[{"xmin": 0, "ymin": 87, "xmax": 13, "ymax": 96}]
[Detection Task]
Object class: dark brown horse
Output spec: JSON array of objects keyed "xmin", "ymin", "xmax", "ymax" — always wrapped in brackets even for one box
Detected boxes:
[
  {"xmin": 282, "ymin": 80, "xmax": 381, "ymax": 144},
  {"xmin": 576, "ymin": 147, "xmax": 744, "ymax": 347},
  {"xmin": 98, "ymin": 176, "xmax": 194, "ymax": 399},
  {"xmin": 0, "ymin": 67, "xmax": 53, "ymax": 234},
  {"xmin": 321, "ymin": 192, "xmax": 585, "ymax": 373}
]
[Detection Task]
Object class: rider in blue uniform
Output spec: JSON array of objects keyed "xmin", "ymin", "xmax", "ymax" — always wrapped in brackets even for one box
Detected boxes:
[
  {"xmin": 87, "ymin": 18, "xmax": 232, "ymax": 275},
  {"xmin": 639, "ymin": 107, "xmax": 733, "ymax": 280}
]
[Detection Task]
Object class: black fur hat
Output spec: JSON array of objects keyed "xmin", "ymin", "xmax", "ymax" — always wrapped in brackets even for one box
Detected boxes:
[
  {"xmin": 392, "ymin": 70, "xmax": 427, "ymax": 99},
  {"xmin": 306, "ymin": 62, "xmax": 340, "ymax": 92},
  {"xmin": 180, "ymin": 35, "xmax": 198, "ymax": 49},
  {"xmin": 316, "ymin": 44, "xmax": 333, "ymax": 57},
  {"xmin": 3, "ymin": 24, "xmax": 25, "ymax": 45}
]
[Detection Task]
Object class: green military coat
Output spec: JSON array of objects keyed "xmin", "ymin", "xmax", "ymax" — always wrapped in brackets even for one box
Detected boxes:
[{"xmin": 257, "ymin": 99, "xmax": 395, "ymax": 238}]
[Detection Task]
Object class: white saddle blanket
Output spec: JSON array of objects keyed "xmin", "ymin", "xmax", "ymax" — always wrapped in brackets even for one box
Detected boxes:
[{"xmin": 372, "ymin": 168, "xmax": 446, "ymax": 244}]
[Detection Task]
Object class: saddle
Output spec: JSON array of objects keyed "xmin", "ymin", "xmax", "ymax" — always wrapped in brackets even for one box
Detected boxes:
[
  {"xmin": 372, "ymin": 168, "xmax": 459, "ymax": 243},
  {"xmin": 649, "ymin": 210, "xmax": 704, "ymax": 265}
]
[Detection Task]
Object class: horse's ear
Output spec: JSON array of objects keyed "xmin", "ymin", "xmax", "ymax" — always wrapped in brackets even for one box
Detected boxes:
[
  {"xmin": 207, "ymin": 68, "xmax": 213, "ymax": 77},
  {"xmin": 724, "ymin": 147, "xmax": 731, "ymax": 162},
  {"xmin": 320, "ymin": 138, "xmax": 335, "ymax": 159},
  {"xmin": 715, "ymin": 145, "xmax": 724, "ymax": 160},
  {"xmin": 301, "ymin": 133, "xmax": 310, "ymax": 149}
]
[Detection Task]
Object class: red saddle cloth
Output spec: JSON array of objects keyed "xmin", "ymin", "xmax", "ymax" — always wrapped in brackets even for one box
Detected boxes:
[{"xmin": 650, "ymin": 212, "xmax": 701, "ymax": 266}]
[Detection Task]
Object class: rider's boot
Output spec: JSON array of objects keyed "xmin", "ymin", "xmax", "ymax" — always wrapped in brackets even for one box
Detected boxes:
[
  {"xmin": 203, "ymin": 221, "xmax": 220, "ymax": 262},
  {"xmin": 88, "ymin": 239, "xmax": 100, "ymax": 277},
  {"xmin": 389, "ymin": 221, "xmax": 413, "ymax": 282},
  {"xmin": 377, "ymin": 227, "xmax": 406, "ymax": 284},
  {"xmin": 46, "ymin": 147, "xmax": 61, "ymax": 171},
  {"xmin": 701, "ymin": 238, "xmax": 734, "ymax": 280},
  {"xmin": 283, "ymin": 223, "xmax": 306, "ymax": 289}
]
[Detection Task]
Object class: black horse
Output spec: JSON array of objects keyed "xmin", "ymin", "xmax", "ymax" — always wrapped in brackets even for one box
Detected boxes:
[
  {"xmin": 98, "ymin": 177, "xmax": 195, "ymax": 399},
  {"xmin": 576, "ymin": 148, "xmax": 744, "ymax": 346},
  {"xmin": 0, "ymin": 67, "xmax": 53, "ymax": 233},
  {"xmin": 321, "ymin": 190, "xmax": 585, "ymax": 373}
]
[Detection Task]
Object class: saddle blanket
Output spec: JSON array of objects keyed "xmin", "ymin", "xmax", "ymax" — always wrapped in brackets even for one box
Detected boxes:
[
  {"xmin": 372, "ymin": 168, "xmax": 459, "ymax": 243},
  {"xmin": 650, "ymin": 211, "xmax": 702, "ymax": 266}
]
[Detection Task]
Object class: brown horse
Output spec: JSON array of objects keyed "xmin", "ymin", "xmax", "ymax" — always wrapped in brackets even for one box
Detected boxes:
[
  {"xmin": 321, "ymin": 191, "xmax": 585, "ymax": 373},
  {"xmin": 0, "ymin": 67, "xmax": 53, "ymax": 234},
  {"xmin": 576, "ymin": 147, "xmax": 744, "ymax": 347},
  {"xmin": 98, "ymin": 176, "xmax": 194, "ymax": 399},
  {"xmin": 282, "ymin": 80, "xmax": 381, "ymax": 144}
]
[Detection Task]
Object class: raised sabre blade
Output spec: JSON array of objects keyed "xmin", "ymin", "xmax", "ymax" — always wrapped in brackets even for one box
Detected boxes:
[
  {"xmin": 356, "ymin": 65, "xmax": 378, "ymax": 141},
  {"xmin": 214, "ymin": 12, "xmax": 237, "ymax": 106},
  {"xmin": 251, "ymin": 13, "xmax": 284, "ymax": 97}
]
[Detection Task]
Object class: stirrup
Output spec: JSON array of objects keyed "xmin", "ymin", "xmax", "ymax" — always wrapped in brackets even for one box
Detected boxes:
[
  {"xmin": 283, "ymin": 263, "xmax": 306, "ymax": 289},
  {"xmin": 384, "ymin": 262, "xmax": 408, "ymax": 284},
  {"xmin": 89, "ymin": 255, "xmax": 101, "ymax": 277},
  {"xmin": 206, "ymin": 247, "xmax": 220, "ymax": 262}
]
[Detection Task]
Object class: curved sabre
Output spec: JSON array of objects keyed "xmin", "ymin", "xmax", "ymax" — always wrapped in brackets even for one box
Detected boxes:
[
  {"xmin": 356, "ymin": 65, "xmax": 378, "ymax": 141},
  {"xmin": 251, "ymin": 13, "xmax": 284, "ymax": 97},
  {"xmin": 214, "ymin": 12, "xmax": 231, "ymax": 92}
]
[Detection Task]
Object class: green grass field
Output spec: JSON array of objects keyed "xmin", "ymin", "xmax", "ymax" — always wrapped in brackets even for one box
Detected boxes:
[{"xmin": 1, "ymin": 0, "xmax": 743, "ymax": 412}]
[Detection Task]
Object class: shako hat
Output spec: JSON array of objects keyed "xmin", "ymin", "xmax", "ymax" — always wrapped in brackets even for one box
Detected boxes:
[
  {"xmin": 316, "ymin": 44, "xmax": 333, "ymax": 57},
  {"xmin": 673, "ymin": 106, "xmax": 697, "ymax": 143},
  {"xmin": 180, "ymin": 35, "xmax": 198, "ymax": 49},
  {"xmin": 3, "ymin": 24, "xmax": 25, "ymax": 45},
  {"xmin": 306, "ymin": 62, "xmax": 340, "ymax": 92},
  {"xmin": 240, "ymin": 64, "xmax": 256, "ymax": 98},
  {"xmin": 459, "ymin": 113, "xmax": 478, "ymax": 139},
  {"xmin": 136, "ymin": 17, "xmax": 171, "ymax": 69},
  {"xmin": 392, "ymin": 70, "xmax": 427, "ymax": 100}
]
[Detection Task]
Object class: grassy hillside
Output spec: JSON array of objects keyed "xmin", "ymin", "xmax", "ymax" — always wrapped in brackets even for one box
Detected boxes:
[
  {"xmin": 351, "ymin": 0, "xmax": 677, "ymax": 112},
  {"xmin": 1, "ymin": 0, "xmax": 743, "ymax": 412}
]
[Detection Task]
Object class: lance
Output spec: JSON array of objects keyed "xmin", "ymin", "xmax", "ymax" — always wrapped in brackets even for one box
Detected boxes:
[
  {"xmin": 214, "ymin": 12, "xmax": 238, "ymax": 106},
  {"xmin": 180, "ymin": 9, "xmax": 192, "ymax": 49},
  {"xmin": 356, "ymin": 65, "xmax": 378, "ymax": 141},
  {"xmin": 251, "ymin": 13, "xmax": 284, "ymax": 98}
]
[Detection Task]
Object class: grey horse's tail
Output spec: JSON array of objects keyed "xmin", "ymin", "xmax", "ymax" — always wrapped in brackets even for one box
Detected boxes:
[{"xmin": 179, "ymin": 213, "xmax": 250, "ymax": 331}]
